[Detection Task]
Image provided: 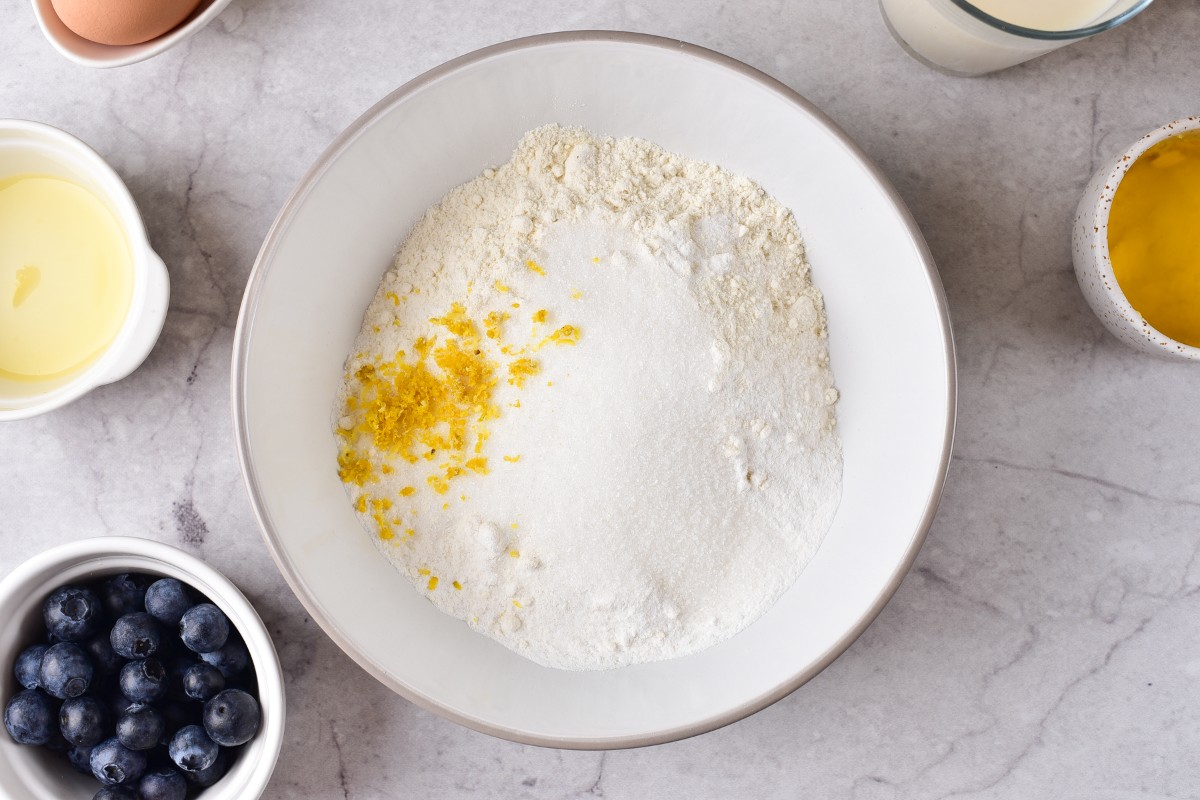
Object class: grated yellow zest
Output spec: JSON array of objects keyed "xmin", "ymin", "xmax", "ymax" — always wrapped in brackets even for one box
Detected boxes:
[
  {"xmin": 540, "ymin": 325, "xmax": 580, "ymax": 348},
  {"xmin": 452, "ymin": 581, "xmax": 462, "ymax": 590},
  {"xmin": 339, "ymin": 301, "xmax": 499, "ymax": 496},
  {"xmin": 418, "ymin": 568, "xmax": 430, "ymax": 576},
  {"xmin": 509, "ymin": 549, "xmax": 520, "ymax": 558},
  {"xmin": 512, "ymin": 599, "xmax": 523, "ymax": 608},
  {"xmin": 337, "ymin": 450, "xmax": 373, "ymax": 486},
  {"xmin": 405, "ymin": 528, "xmax": 415, "ymax": 538},
  {"xmin": 427, "ymin": 576, "xmax": 439, "ymax": 590},
  {"xmin": 494, "ymin": 280, "xmax": 510, "ymax": 293},
  {"xmin": 484, "ymin": 311, "xmax": 509, "ymax": 340},
  {"xmin": 385, "ymin": 291, "xmax": 400, "ymax": 305},
  {"xmin": 510, "ymin": 523, "xmax": 518, "ymax": 529},
  {"xmin": 570, "ymin": 289, "xmax": 583, "ymax": 301},
  {"xmin": 338, "ymin": 299, "xmax": 582, "ymax": 530},
  {"xmin": 525, "ymin": 259, "xmax": 546, "ymax": 276},
  {"xmin": 507, "ymin": 357, "xmax": 540, "ymax": 388}
]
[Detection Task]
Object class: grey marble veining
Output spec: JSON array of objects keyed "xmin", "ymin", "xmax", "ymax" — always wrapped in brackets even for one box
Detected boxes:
[{"xmin": 3, "ymin": 0, "xmax": 1200, "ymax": 797}]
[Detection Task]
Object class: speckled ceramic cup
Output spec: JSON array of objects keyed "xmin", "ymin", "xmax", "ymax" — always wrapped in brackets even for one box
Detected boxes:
[{"xmin": 1072, "ymin": 116, "xmax": 1200, "ymax": 361}]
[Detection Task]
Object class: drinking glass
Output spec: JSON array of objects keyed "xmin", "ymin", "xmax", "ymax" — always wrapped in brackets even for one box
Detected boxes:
[{"xmin": 880, "ymin": 0, "xmax": 1155, "ymax": 76}]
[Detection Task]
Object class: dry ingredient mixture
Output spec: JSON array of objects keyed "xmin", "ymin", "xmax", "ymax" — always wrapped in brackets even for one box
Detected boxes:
[{"xmin": 334, "ymin": 125, "xmax": 842, "ymax": 670}]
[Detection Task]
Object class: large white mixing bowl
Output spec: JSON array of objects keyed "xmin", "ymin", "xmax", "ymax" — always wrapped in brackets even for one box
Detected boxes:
[{"xmin": 233, "ymin": 31, "xmax": 955, "ymax": 748}]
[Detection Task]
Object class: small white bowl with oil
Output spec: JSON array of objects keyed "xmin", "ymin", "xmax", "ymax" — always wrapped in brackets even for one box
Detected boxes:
[
  {"xmin": 1073, "ymin": 116, "xmax": 1200, "ymax": 362},
  {"xmin": 0, "ymin": 120, "xmax": 170, "ymax": 420}
]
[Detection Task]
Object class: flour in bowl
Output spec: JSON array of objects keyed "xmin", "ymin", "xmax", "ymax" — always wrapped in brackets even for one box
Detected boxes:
[{"xmin": 333, "ymin": 125, "xmax": 841, "ymax": 670}]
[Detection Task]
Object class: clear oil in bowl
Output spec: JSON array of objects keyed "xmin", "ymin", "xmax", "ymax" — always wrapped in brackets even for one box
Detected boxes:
[
  {"xmin": 0, "ymin": 174, "xmax": 133, "ymax": 383},
  {"xmin": 1108, "ymin": 129, "xmax": 1200, "ymax": 349}
]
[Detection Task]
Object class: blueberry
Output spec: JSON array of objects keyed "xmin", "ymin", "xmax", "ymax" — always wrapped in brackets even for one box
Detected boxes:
[
  {"xmin": 182, "ymin": 662, "xmax": 225, "ymax": 702},
  {"xmin": 179, "ymin": 604, "xmax": 229, "ymax": 653},
  {"xmin": 99, "ymin": 574, "xmax": 150, "ymax": 618},
  {"xmin": 163, "ymin": 653, "xmax": 197, "ymax": 695},
  {"xmin": 84, "ymin": 633, "xmax": 124, "ymax": 678},
  {"xmin": 90, "ymin": 736, "xmax": 148, "ymax": 786},
  {"xmin": 5, "ymin": 689, "xmax": 58, "ymax": 746},
  {"xmin": 43, "ymin": 585, "xmax": 102, "ymax": 643},
  {"xmin": 198, "ymin": 635, "xmax": 250, "ymax": 679},
  {"xmin": 14, "ymin": 643, "xmax": 48, "ymax": 689},
  {"xmin": 93, "ymin": 786, "xmax": 139, "ymax": 800},
  {"xmin": 104, "ymin": 682, "xmax": 134, "ymax": 720},
  {"xmin": 203, "ymin": 688, "xmax": 260, "ymax": 746},
  {"xmin": 115, "ymin": 703, "xmax": 165, "ymax": 751},
  {"xmin": 59, "ymin": 695, "xmax": 108, "ymax": 747},
  {"xmin": 39, "ymin": 642, "xmax": 93, "ymax": 699},
  {"xmin": 168, "ymin": 724, "xmax": 218, "ymax": 773},
  {"xmin": 139, "ymin": 766, "xmax": 189, "ymax": 800},
  {"xmin": 119, "ymin": 658, "xmax": 168, "ymax": 703},
  {"xmin": 67, "ymin": 743, "xmax": 95, "ymax": 774},
  {"xmin": 158, "ymin": 698, "xmax": 201, "ymax": 738},
  {"xmin": 110, "ymin": 612, "xmax": 161, "ymax": 659},
  {"xmin": 144, "ymin": 579, "xmax": 192, "ymax": 627},
  {"xmin": 184, "ymin": 747, "xmax": 229, "ymax": 787}
]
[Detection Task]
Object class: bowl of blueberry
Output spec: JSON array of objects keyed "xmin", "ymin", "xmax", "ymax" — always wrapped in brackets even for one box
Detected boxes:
[{"xmin": 0, "ymin": 537, "xmax": 284, "ymax": 799}]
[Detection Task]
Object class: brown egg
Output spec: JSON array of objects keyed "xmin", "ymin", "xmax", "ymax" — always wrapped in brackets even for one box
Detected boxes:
[{"xmin": 51, "ymin": 0, "xmax": 206, "ymax": 46}]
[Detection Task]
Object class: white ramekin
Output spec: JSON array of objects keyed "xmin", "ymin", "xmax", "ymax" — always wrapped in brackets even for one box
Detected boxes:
[
  {"xmin": 29, "ymin": 0, "xmax": 234, "ymax": 69},
  {"xmin": 0, "ymin": 120, "xmax": 170, "ymax": 420},
  {"xmin": 1072, "ymin": 115, "xmax": 1200, "ymax": 361},
  {"xmin": 0, "ymin": 537, "xmax": 285, "ymax": 799}
]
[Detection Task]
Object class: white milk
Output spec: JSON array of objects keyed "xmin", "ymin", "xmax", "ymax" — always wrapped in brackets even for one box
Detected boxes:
[
  {"xmin": 881, "ymin": 0, "xmax": 1144, "ymax": 75},
  {"xmin": 971, "ymin": 0, "xmax": 1120, "ymax": 30}
]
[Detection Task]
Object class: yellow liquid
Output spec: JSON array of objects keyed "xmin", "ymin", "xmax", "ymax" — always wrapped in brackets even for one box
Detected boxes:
[
  {"xmin": 1108, "ymin": 130, "xmax": 1200, "ymax": 348},
  {"xmin": 0, "ymin": 174, "xmax": 133, "ymax": 380}
]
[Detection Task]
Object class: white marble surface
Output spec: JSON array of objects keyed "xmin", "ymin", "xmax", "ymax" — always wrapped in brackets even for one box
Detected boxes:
[{"xmin": 3, "ymin": 0, "xmax": 1200, "ymax": 796}]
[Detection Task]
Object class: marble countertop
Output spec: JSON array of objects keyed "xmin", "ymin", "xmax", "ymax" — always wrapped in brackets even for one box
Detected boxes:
[{"xmin": 4, "ymin": 0, "xmax": 1199, "ymax": 796}]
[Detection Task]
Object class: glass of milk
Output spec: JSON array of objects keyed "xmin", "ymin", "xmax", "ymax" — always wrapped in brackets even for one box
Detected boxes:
[{"xmin": 880, "ymin": 0, "xmax": 1155, "ymax": 76}]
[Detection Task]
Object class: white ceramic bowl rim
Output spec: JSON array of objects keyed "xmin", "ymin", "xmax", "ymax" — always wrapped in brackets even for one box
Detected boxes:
[
  {"xmin": 0, "ymin": 119, "xmax": 170, "ymax": 421},
  {"xmin": 232, "ymin": 30, "xmax": 957, "ymax": 749},
  {"xmin": 1084, "ymin": 115, "xmax": 1200, "ymax": 361},
  {"xmin": 0, "ymin": 536, "xmax": 285, "ymax": 799}
]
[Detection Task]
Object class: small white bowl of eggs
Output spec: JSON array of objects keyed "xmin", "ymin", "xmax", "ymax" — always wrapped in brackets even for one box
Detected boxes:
[{"xmin": 30, "ymin": 0, "xmax": 234, "ymax": 69}]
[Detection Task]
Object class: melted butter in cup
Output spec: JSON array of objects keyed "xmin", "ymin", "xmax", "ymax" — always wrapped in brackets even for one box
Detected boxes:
[
  {"xmin": 1073, "ymin": 117, "xmax": 1200, "ymax": 362},
  {"xmin": 0, "ymin": 173, "xmax": 134, "ymax": 381},
  {"xmin": 1107, "ymin": 130, "xmax": 1200, "ymax": 349}
]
